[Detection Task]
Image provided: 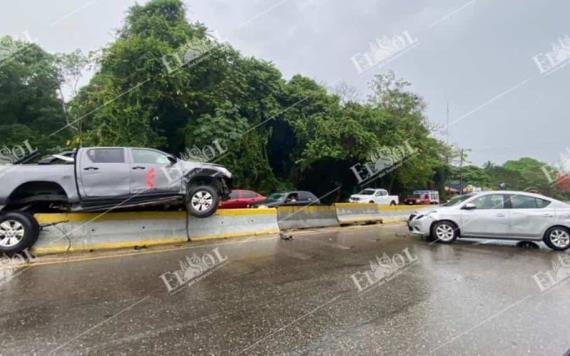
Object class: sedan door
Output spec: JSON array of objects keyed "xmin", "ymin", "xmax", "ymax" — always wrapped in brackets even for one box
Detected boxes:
[
  {"xmin": 506, "ymin": 194, "xmax": 555, "ymax": 239},
  {"xmin": 284, "ymin": 192, "xmax": 301, "ymax": 206},
  {"xmin": 220, "ymin": 191, "xmax": 241, "ymax": 209},
  {"xmin": 460, "ymin": 194, "xmax": 510, "ymax": 238},
  {"xmin": 299, "ymin": 191, "xmax": 319, "ymax": 206},
  {"xmin": 241, "ymin": 190, "xmax": 261, "ymax": 208}
]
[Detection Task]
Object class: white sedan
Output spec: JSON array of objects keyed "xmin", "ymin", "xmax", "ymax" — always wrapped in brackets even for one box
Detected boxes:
[{"xmin": 408, "ymin": 191, "xmax": 570, "ymax": 251}]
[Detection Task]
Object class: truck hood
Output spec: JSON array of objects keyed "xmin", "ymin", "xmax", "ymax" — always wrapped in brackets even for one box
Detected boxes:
[{"xmin": 179, "ymin": 160, "xmax": 232, "ymax": 178}]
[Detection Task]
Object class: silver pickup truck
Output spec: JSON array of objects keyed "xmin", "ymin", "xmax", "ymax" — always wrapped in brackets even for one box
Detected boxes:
[{"xmin": 0, "ymin": 147, "xmax": 233, "ymax": 254}]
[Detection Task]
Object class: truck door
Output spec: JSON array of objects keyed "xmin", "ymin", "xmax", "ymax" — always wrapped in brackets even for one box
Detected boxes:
[
  {"xmin": 128, "ymin": 148, "xmax": 181, "ymax": 195},
  {"xmin": 375, "ymin": 190, "xmax": 388, "ymax": 204},
  {"xmin": 78, "ymin": 148, "xmax": 131, "ymax": 199}
]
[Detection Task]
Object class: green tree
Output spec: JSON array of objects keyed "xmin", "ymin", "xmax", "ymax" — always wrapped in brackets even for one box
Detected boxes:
[{"xmin": 0, "ymin": 36, "xmax": 68, "ymax": 152}]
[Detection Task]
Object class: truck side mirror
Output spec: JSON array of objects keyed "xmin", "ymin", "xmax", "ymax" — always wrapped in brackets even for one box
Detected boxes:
[{"xmin": 167, "ymin": 155, "xmax": 178, "ymax": 166}]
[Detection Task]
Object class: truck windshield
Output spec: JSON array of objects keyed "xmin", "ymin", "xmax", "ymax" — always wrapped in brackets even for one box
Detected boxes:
[{"xmin": 359, "ymin": 189, "xmax": 376, "ymax": 195}]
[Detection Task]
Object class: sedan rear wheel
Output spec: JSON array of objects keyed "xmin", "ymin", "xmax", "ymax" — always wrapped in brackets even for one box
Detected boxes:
[
  {"xmin": 544, "ymin": 227, "xmax": 570, "ymax": 251},
  {"xmin": 431, "ymin": 221, "xmax": 458, "ymax": 244}
]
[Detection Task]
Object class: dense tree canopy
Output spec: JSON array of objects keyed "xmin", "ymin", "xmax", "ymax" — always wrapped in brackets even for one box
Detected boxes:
[
  {"xmin": 449, "ymin": 157, "xmax": 569, "ymax": 200},
  {"xmin": 0, "ymin": 36, "xmax": 68, "ymax": 152},
  {"xmin": 62, "ymin": 0, "xmax": 451, "ymax": 199}
]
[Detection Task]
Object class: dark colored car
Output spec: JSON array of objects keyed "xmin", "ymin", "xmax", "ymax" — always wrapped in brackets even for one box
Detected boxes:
[
  {"xmin": 219, "ymin": 189, "xmax": 266, "ymax": 209},
  {"xmin": 254, "ymin": 191, "xmax": 320, "ymax": 208}
]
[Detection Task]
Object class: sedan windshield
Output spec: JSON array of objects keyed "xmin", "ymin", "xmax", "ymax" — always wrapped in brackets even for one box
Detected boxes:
[
  {"xmin": 267, "ymin": 193, "xmax": 286, "ymax": 202},
  {"xmin": 443, "ymin": 193, "xmax": 476, "ymax": 207}
]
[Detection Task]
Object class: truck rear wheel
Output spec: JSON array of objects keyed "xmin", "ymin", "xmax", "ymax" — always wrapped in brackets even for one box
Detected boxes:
[
  {"xmin": 0, "ymin": 212, "xmax": 40, "ymax": 255},
  {"xmin": 186, "ymin": 185, "xmax": 220, "ymax": 218}
]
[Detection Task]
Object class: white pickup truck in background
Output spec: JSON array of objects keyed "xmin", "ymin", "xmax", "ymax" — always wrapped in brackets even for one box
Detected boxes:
[{"xmin": 349, "ymin": 188, "xmax": 399, "ymax": 206}]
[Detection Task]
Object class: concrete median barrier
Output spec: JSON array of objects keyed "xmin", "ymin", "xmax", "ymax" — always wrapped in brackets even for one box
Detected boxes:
[
  {"xmin": 378, "ymin": 205, "xmax": 426, "ymax": 224},
  {"xmin": 33, "ymin": 212, "xmax": 188, "ymax": 256},
  {"xmin": 29, "ymin": 204, "xmax": 424, "ymax": 256},
  {"xmin": 334, "ymin": 203, "xmax": 384, "ymax": 225},
  {"xmin": 187, "ymin": 208, "xmax": 280, "ymax": 241},
  {"xmin": 277, "ymin": 205, "xmax": 340, "ymax": 230}
]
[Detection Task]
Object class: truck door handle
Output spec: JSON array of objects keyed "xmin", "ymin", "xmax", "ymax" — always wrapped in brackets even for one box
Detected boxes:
[
  {"xmin": 132, "ymin": 166, "xmax": 146, "ymax": 170},
  {"xmin": 543, "ymin": 214, "xmax": 554, "ymax": 217},
  {"xmin": 496, "ymin": 213, "xmax": 506, "ymax": 218},
  {"xmin": 84, "ymin": 167, "xmax": 99, "ymax": 171}
]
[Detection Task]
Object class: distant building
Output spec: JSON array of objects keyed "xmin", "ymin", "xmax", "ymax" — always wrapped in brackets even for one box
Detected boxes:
[{"xmin": 555, "ymin": 174, "xmax": 570, "ymax": 193}]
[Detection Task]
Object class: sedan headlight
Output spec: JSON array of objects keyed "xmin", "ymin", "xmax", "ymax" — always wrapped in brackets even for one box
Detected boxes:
[{"xmin": 416, "ymin": 210, "xmax": 438, "ymax": 220}]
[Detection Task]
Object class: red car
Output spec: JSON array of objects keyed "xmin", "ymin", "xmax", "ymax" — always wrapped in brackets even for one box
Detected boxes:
[{"xmin": 219, "ymin": 189, "xmax": 266, "ymax": 209}]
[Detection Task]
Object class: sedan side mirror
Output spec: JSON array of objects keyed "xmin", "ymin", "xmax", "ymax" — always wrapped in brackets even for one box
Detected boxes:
[
  {"xmin": 462, "ymin": 203, "xmax": 477, "ymax": 210},
  {"xmin": 167, "ymin": 155, "xmax": 178, "ymax": 166}
]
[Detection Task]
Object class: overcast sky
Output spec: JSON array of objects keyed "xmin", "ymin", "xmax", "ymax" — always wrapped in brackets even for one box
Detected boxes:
[{"xmin": 1, "ymin": 0, "xmax": 569, "ymax": 166}]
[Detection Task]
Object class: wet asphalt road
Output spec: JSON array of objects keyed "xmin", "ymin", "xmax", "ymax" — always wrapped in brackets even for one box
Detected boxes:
[{"xmin": 1, "ymin": 224, "xmax": 570, "ymax": 356}]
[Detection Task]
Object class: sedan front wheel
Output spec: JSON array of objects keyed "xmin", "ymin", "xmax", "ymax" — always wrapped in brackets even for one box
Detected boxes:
[{"xmin": 431, "ymin": 221, "xmax": 458, "ymax": 244}]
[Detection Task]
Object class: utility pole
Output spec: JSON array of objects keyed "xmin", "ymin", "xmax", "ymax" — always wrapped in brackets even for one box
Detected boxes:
[
  {"xmin": 444, "ymin": 101, "xmax": 450, "ymax": 196},
  {"xmin": 459, "ymin": 148, "xmax": 464, "ymax": 195},
  {"xmin": 445, "ymin": 101, "xmax": 450, "ymax": 165},
  {"xmin": 446, "ymin": 101, "xmax": 450, "ymax": 146}
]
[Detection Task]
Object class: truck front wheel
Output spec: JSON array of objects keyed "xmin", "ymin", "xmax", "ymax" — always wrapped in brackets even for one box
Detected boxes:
[
  {"xmin": 186, "ymin": 185, "xmax": 220, "ymax": 218},
  {"xmin": 0, "ymin": 212, "xmax": 40, "ymax": 255}
]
